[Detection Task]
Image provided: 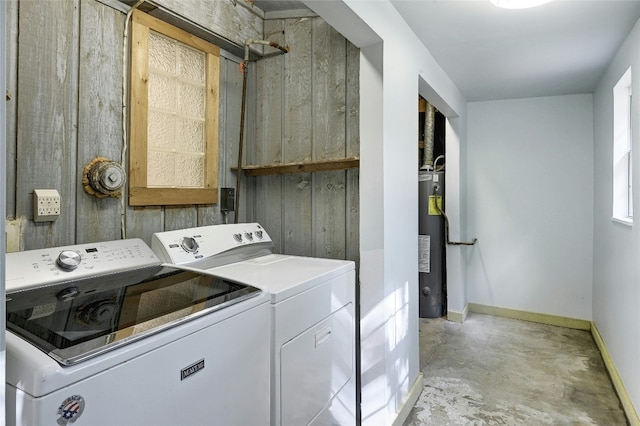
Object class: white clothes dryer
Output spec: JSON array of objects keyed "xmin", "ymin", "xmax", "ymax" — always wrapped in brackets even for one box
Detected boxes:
[{"xmin": 152, "ymin": 223, "xmax": 357, "ymax": 426}]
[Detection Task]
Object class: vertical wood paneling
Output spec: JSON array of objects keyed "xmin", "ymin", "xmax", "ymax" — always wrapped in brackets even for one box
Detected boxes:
[
  {"xmin": 164, "ymin": 207, "xmax": 197, "ymax": 231},
  {"xmin": 282, "ymin": 17, "xmax": 313, "ymax": 256},
  {"xmin": 250, "ymin": 16, "xmax": 360, "ymax": 262},
  {"xmin": 5, "ymin": 0, "xmax": 18, "ymax": 219},
  {"xmin": 223, "ymin": 55, "xmax": 246, "ymax": 223},
  {"xmin": 198, "ymin": 55, "xmax": 241, "ymax": 226},
  {"xmin": 76, "ymin": 0, "xmax": 124, "ymax": 243},
  {"xmin": 125, "ymin": 206, "xmax": 162, "ymax": 244},
  {"xmin": 312, "ymin": 19, "xmax": 347, "ymax": 259},
  {"xmin": 16, "ymin": 0, "xmax": 79, "ymax": 249},
  {"xmin": 152, "ymin": 0, "xmax": 263, "ymax": 54},
  {"xmin": 254, "ymin": 20, "xmax": 285, "ymax": 252},
  {"xmin": 9, "ymin": 3, "xmax": 360, "ymax": 263},
  {"xmin": 244, "ymin": 53, "xmax": 264, "ymax": 226},
  {"xmin": 242, "ymin": 56, "xmax": 257, "ymax": 225},
  {"xmin": 346, "ymin": 41, "xmax": 360, "ymax": 268}
]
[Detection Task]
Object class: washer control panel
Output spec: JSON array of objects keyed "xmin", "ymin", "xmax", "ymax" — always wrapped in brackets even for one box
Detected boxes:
[
  {"xmin": 5, "ymin": 238, "xmax": 161, "ymax": 293},
  {"xmin": 151, "ymin": 223, "xmax": 273, "ymax": 267}
]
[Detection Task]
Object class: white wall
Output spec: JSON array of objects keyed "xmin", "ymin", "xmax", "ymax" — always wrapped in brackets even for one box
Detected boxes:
[
  {"xmin": 444, "ymin": 116, "xmax": 467, "ymax": 315},
  {"xmin": 593, "ymin": 18, "xmax": 640, "ymax": 414},
  {"xmin": 1, "ymin": 2, "xmax": 6, "ymax": 420},
  {"xmin": 305, "ymin": 1, "xmax": 467, "ymax": 424},
  {"xmin": 466, "ymin": 95, "xmax": 594, "ymax": 320}
]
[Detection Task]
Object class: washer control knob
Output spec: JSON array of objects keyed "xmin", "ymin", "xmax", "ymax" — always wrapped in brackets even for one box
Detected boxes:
[
  {"xmin": 57, "ymin": 286, "xmax": 80, "ymax": 302},
  {"xmin": 255, "ymin": 230, "xmax": 263, "ymax": 239},
  {"xmin": 233, "ymin": 233, "xmax": 243, "ymax": 243},
  {"xmin": 244, "ymin": 232, "xmax": 254, "ymax": 241},
  {"xmin": 57, "ymin": 250, "xmax": 82, "ymax": 271},
  {"xmin": 180, "ymin": 237, "xmax": 199, "ymax": 253}
]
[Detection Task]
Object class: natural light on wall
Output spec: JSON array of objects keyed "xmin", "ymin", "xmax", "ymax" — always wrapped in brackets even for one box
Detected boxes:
[
  {"xmin": 613, "ymin": 67, "xmax": 633, "ymax": 225},
  {"xmin": 490, "ymin": 0, "xmax": 552, "ymax": 9}
]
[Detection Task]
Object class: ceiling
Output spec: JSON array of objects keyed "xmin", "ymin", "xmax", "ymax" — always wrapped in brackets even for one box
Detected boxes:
[{"xmin": 253, "ymin": 0, "xmax": 640, "ymax": 102}]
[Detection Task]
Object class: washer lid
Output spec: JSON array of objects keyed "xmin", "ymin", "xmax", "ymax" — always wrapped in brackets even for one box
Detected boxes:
[
  {"xmin": 7, "ymin": 267, "xmax": 262, "ymax": 366},
  {"xmin": 207, "ymin": 254, "xmax": 354, "ymax": 303}
]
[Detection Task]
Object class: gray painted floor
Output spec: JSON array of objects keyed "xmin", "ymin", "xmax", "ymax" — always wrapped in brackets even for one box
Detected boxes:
[{"xmin": 404, "ymin": 313, "xmax": 628, "ymax": 425}]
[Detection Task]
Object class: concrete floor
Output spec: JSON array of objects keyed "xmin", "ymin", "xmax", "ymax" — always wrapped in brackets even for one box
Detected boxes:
[{"xmin": 404, "ymin": 313, "xmax": 628, "ymax": 425}]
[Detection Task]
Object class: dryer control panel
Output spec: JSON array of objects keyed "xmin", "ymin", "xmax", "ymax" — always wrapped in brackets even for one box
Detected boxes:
[{"xmin": 151, "ymin": 223, "xmax": 274, "ymax": 269}]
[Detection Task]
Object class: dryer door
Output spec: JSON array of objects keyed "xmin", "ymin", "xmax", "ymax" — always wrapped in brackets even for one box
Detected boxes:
[{"xmin": 280, "ymin": 303, "xmax": 354, "ymax": 425}]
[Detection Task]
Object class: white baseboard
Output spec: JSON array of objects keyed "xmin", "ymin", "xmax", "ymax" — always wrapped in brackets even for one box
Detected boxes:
[
  {"xmin": 468, "ymin": 303, "xmax": 591, "ymax": 330},
  {"xmin": 447, "ymin": 303, "xmax": 469, "ymax": 323},
  {"xmin": 392, "ymin": 372, "xmax": 424, "ymax": 426},
  {"xmin": 591, "ymin": 323, "xmax": 640, "ymax": 426}
]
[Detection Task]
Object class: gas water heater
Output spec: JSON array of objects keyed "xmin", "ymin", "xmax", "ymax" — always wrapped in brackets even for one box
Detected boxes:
[{"xmin": 418, "ymin": 170, "xmax": 445, "ymax": 318}]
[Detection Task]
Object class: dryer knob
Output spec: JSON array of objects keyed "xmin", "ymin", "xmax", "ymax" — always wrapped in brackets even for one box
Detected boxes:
[
  {"xmin": 57, "ymin": 250, "xmax": 82, "ymax": 271},
  {"xmin": 181, "ymin": 237, "xmax": 199, "ymax": 253}
]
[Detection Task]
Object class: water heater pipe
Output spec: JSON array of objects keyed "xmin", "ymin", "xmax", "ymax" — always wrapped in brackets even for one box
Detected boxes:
[
  {"xmin": 422, "ymin": 101, "xmax": 436, "ymax": 170},
  {"xmin": 119, "ymin": 0, "xmax": 145, "ymax": 239},
  {"xmin": 434, "ymin": 154, "xmax": 445, "ymax": 172},
  {"xmin": 432, "ymin": 185, "xmax": 477, "ymax": 246},
  {"xmin": 234, "ymin": 39, "xmax": 289, "ymax": 223}
]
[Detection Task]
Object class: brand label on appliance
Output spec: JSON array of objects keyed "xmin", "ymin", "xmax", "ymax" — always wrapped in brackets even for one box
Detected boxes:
[
  {"xmin": 181, "ymin": 358, "xmax": 205, "ymax": 380},
  {"xmin": 418, "ymin": 235, "xmax": 431, "ymax": 273},
  {"xmin": 56, "ymin": 395, "xmax": 85, "ymax": 425}
]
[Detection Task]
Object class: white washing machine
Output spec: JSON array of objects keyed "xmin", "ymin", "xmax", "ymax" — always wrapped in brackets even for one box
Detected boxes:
[
  {"xmin": 152, "ymin": 223, "xmax": 357, "ymax": 426},
  {"xmin": 5, "ymin": 238, "xmax": 270, "ymax": 426}
]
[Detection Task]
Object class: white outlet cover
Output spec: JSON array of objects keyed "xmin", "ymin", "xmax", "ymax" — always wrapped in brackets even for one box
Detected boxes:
[{"xmin": 33, "ymin": 189, "xmax": 61, "ymax": 222}]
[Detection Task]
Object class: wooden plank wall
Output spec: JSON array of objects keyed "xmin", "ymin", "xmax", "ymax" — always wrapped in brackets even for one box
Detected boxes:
[
  {"xmin": 14, "ymin": 0, "xmax": 80, "ymax": 249},
  {"xmin": 77, "ymin": 0, "xmax": 125, "ymax": 243},
  {"xmin": 5, "ymin": 0, "xmax": 258, "ymax": 249},
  {"xmin": 248, "ymin": 16, "xmax": 360, "ymax": 265},
  {"xmin": 5, "ymin": 1, "xmax": 359, "ymax": 268}
]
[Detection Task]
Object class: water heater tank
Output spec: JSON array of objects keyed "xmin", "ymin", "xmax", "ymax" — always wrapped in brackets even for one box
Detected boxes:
[{"xmin": 418, "ymin": 170, "xmax": 446, "ymax": 318}]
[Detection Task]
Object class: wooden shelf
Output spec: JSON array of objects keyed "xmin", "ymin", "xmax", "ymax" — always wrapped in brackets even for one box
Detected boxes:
[{"xmin": 234, "ymin": 157, "xmax": 359, "ymax": 176}]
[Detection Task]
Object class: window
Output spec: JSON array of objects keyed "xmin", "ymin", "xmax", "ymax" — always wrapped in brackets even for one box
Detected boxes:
[
  {"xmin": 129, "ymin": 10, "xmax": 219, "ymax": 206},
  {"xmin": 613, "ymin": 68, "xmax": 633, "ymax": 224}
]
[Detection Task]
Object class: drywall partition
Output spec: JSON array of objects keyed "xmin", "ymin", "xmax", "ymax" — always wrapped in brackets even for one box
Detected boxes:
[
  {"xmin": 466, "ymin": 94, "xmax": 594, "ymax": 321},
  {"xmin": 1, "ymin": 3, "xmax": 7, "ymax": 419},
  {"xmin": 443, "ymin": 117, "xmax": 467, "ymax": 317},
  {"xmin": 593, "ymin": 17, "xmax": 640, "ymax": 416},
  {"xmin": 304, "ymin": 1, "xmax": 467, "ymax": 424}
]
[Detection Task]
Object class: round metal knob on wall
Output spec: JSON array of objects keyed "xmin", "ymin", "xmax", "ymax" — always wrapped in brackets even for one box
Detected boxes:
[{"xmin": 83, "ymin": 157, "xmax": 127, "ymax": 198}]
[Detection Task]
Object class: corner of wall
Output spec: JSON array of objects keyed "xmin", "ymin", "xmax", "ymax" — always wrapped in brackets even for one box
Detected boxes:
[
  {"xmin": 447, "ymin": 303, "xmax": 469, "ymax": 323},
  {"xmin": 591, "ymin": 322, "xmax": 640, "ymax": 425}
]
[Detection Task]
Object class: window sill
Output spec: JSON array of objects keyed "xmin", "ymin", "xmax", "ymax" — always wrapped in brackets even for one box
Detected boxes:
[{"xmin": 612, "ymin": 216, "xmax": 633, "ymax": 227}]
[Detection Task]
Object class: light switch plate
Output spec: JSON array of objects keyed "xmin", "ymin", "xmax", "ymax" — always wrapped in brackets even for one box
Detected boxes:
[{"xmin": 33, "ymin": 189, "xmax": 61, "ymax": 222}]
